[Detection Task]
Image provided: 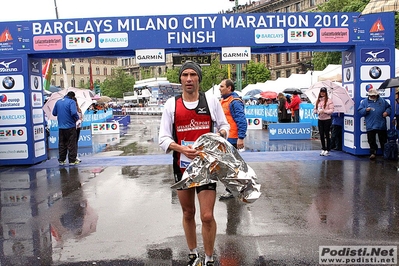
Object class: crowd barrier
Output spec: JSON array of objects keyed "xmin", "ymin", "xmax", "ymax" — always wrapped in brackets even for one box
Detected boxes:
[{"xmin": 120, "ymin": 104, "xmax": 319, "ymax": 126}]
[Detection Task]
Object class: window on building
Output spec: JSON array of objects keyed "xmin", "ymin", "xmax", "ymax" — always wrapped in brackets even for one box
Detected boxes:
[
  {"xmin": 276, "ymin": 54, "xmax": 281, "ymax": 64},
  {"xmin": 285, "ymin": 6, "xmax": 290, "ymax": 12},
  {"xmin": 256, "ymin": 54, "xmax": 261, "ymax": 62},
  {"xmin": 266, "ymin": 54, "xmax": 270, "ymax": 64},
  {"xmin": 286, "ymin": 53, "xmax": 291, "ymax": 62},
  {"xmin": 296, "ymin": 2, "xmax": 301, "ymax": 11},
  {"xmin": 96, "ymin": 67, "xmax": 100, "ymax": 75},
  {"xmin": 60, "ymin": 79, "xmax": 64, "ymax": 88},
  {"xmin": 296, "ymin": 52, "xmax": 300, "ymax": 61},
  {"xmin": 80, "ymin": 66, "xmax": 84, "ymax": 75},
  {"xmin": 104, "ymin": 67, "xmax": 108, "ymax": 76},
  {"xmin": 286, "ymin": 69, "xmax": 291, "ymax": 77},
  {"xmin": 80, "ymin": 78, "xmax": 85, "ymax": 87},
  {"xmin": 79, "ymin": 58, "xmax": 84, "ymax": 63},
  {"xmin": 276, "ymin": 71, "xmax": 281, "ymax": 78},
  {"xmin": 310, "ymin": 0, "xmax": 315, "ymax": 6},
  {"xmin": 103, "ymin": 59, "xmax": 107, "ymax": 64}
]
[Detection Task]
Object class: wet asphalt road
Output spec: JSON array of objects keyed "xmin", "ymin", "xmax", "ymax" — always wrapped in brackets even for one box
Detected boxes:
[{"xmin": 1, "ymin": 115, "xmax": 399, "ymax": 266}]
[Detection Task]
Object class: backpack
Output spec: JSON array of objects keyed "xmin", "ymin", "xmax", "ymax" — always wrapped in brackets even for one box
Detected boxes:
[{"xmin": 387, "ymin": 128, "xmax": 398, "ymax": 142}]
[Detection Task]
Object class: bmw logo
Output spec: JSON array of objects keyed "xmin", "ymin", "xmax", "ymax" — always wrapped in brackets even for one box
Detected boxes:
[
  {"xmin": 369, "ymin": 66, "xmax": 382, "ymax": 79},
  {"xmin": 2, "ymin": 76, "xmax": 15, "ymax": 89},
  {"xmin": 34, "ymin": 77, "xmax": 39, "ymax": 89},
  {"xmin": 345, "ymin": 68, "xmax": 351, "ymax": 81}
]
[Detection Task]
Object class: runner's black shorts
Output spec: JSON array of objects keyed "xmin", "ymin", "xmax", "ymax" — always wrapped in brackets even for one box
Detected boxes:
[{"xmin": 174, "ymin": 173, "xmax": 216, "ymax": 193}]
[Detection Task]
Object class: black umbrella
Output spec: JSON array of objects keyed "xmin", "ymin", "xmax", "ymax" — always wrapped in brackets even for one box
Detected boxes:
[
  {"xmin": 283, "ymin": 88, "xmax": 303, "ymax": 94},
  {"xmin": 378, "ymin": 77, "xmax": 399, "ymax": 90}
]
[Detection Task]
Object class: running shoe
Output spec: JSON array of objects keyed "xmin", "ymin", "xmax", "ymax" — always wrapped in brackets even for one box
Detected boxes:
[
  {"xmin": 324, "ymin": 151, "xmax": 330, "ymax": 156},
  {"xmin": 187, "ymin": 253, "xmax": 201, "ymax": 266},
  {"xmin": 58, "ymin": 160, "xmax": 66, "ymax": 166},
  {"xmin": 70, "ymin": 160, "xmax": 81, "ymax": 165}
]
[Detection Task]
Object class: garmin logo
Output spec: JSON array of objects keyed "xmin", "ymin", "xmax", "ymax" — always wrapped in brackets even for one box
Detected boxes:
[
  {"xmin": 221, "ymin": 47, "xmax": 251, "ymax": 62},
  {"xmin": 136, "ymin": 54, "xmax": 163, "ymax": 60},
  {"xmin": 222, "ymin": 52, "xmax": 249, "ymax": 58}
]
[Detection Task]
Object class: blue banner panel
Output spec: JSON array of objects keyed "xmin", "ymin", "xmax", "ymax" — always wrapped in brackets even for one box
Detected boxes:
[
  {"xmin": 268, "ymin": 122, "xmax": 312, "ymax": 140},
  {"xmin": 0, "ymin": 12, "xmax": 394, "ymax": 56},
  {"xmin": 48, "ymin": 129, "xmax": 92, "ymax": 149}
]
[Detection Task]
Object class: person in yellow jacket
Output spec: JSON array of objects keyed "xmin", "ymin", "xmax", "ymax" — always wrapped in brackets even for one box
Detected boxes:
[{"xmin": 219, "ymin": 79, "xmax": 248, "ymax": 200}]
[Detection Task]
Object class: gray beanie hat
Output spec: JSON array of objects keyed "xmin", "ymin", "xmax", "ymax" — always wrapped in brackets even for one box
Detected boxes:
[{"xmin": 179, "ymin": 61, "xmax": 202, "ymax": 83}]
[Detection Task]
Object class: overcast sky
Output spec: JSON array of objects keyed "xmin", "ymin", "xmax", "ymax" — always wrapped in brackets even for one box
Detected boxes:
[{"xmin": 1, "ymin": 0, "xmax": 244, "ymax": 22}]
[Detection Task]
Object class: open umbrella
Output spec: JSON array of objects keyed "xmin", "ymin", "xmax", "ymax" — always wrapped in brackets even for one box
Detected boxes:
[
  {"xmin": 244, "ymin": 89, "xmax": 263, "ymax": 98},
  {"xmin": 283, "ymin": 88, "xmax": 303, "ymax": 94},
  {"xmin": 260, "ymin": 91, "xmax": 278, "ymax": 99},
  {"xmin": 96, "ymin": 95, "xmax": 112, "ymax": 103},
  {"xmin": 305, "ymin": 80, "xmax": 354, "ymax": 113},
  {"xmin": 377, "ymin": 77, "xmax": 399, "ymax": 90},
  {"xmin": 42, "ymin": 87, "xmax": 93, "ymax": 120}
]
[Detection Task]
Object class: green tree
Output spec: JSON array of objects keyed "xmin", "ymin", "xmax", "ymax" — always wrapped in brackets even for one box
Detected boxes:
[
  {"xmin": 165, "ymin": 66, "xmax": 180, "ymax": 83},
  {"xmin": 201, "ymin": 57, "xmax": 228, "ymax": 91},
  {"xmin": 243, "ymin": 61, "xmax": 270, "ymax": 87},
  {"xmin": 312, "ymin": 0, "xmax": 381, "ymax": 70},
  {"xmin": 100, "ymin": 67, "xmax": 135, "ymax": 98}
]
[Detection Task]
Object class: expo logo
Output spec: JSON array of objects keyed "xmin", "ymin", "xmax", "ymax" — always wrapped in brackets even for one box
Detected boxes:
[{"xmin": 248, "ymin": 118, "xmax": 261, "ymax": 126}]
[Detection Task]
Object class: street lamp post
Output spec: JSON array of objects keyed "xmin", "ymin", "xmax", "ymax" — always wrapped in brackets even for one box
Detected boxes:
[
  {"xmin": 233, "ymin": 0, "xmax": 242, "ymax": 91},
  {"xmin": 71, "ymin": 61, "xmax": 75, "ymax": 87},
  {"xmin": 53, "ymin": 64, "xmax": 57, "ymax": 86}
]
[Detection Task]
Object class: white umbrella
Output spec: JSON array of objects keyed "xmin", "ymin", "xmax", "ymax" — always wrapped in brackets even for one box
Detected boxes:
[
  {"xmin": 305, "ymin": 80, "xmax": 354, "ymax": 113},
  {"xmin": 42, "ymin": 87, "xmax": 93, "ymax": 120}
]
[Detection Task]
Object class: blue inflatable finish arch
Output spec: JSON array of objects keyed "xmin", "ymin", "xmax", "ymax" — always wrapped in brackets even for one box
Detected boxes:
[{"xmin": 0, "ymin": 12, "xmax": 395, "ymax": 165}]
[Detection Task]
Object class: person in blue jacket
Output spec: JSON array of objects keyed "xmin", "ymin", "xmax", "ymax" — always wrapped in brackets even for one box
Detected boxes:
[
  {"xmin": 52, "ymin": 91, "xmax": 80, "ymax": 165},
  {"xmin": 330, "ymin": 112, "xmax": 344, "ymax": 151},
  {"xmin": 358, "ymin": 88, "xmax": 391, "ymax": 159}
]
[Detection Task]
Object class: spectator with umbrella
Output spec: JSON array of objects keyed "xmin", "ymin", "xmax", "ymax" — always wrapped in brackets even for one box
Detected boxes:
[{"xmin": 313, "ymin": 87, "xmax": 334, "ymax": 156}]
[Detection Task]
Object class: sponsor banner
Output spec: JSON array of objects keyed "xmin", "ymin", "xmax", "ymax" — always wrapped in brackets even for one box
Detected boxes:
[
  {"xmin": 0, "ymin": 109, "xmax": 26, "ymax": 125},
  {"xmin": 221, "ymin": 47, "xmax": 251, "ymax": 62},
  {"xmin": 33, "ymin": 35, "xmax": 63, "ymax": 51},
  {"xmin": 0, "ymin": 92, "xmax": 25, "ymax": 108},
  {"xmin": 0, "ymin": 126, "xmax": 27, "ymax": 142},
  {"xmin": 360, "ymin": 65, "xmax": 390, "ymax": 81},
  {"xmin": 247, "ymin": 118, "xmax": 262, "ymax": 129},
  {"xmin": 268, "ymin": 122, "xmax": 312, "ymax": 140},
  {"xmin": 29, "ymin": 59, "xmax": 41, "ymax": 75},
  {"xmin": 0, "ymin": 58, "xmax": 23, "ymax": 73},
  {"xmin": 30, "ymin": 75, "xmax": 41, "ymax": 90},
  {"xmin": 288, "ymin": 28, "xmax": 317, "ymax": 43},
  {"xmin": 0, "ymin": 172, "xmax": 30, "ymax": 188},
  {"xmin": 319, "ymin": 246, "xmax": 397, "ymax": 265},
  {"xmin": 135, "ymin": 49, "xmax": 165, "ymax": 64},
  {"xmin": 32, "ymin": 108, "xmax": 44, "ymax": 124},
  {"xmin": 33, "ymin": 124, "xmax": 45, "ymax": 141},
  {"xmin": 34, "ymin": 140, "xmax": 45, "ymax": 157},
  {"xmin": 91, "ymin": 122, "xmax": 120, "ymax": 134},
  {"xmin": 48, "ymin": 129, "xmax": 92, "ymax": 149},
  {"xmin": 254, "ymin": 29, "xmax": 284, "ymax": 44},
  {"xmin": 0, "ymin": 143, "xmax": 28, "ymax": 159},
  {"xmin": 31, "ymin": 92, "xmax": 43, "ymax": 107},
  {"xmin": 66, "ymin": 34, "xmax": 96, "ymax": 50},
  {"xmin": 361, "ymin": 48, "xmax": 390, "ymax": 64},
  {"xmin": 0, "ymin": 75, "xmax": 24, "ymax": 91},
  {"xmin": 99, "ymin": 33, "xmax": 128, "ymax": 48}
]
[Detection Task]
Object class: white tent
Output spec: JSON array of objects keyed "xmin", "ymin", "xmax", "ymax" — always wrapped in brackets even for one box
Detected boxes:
[
  {"xmin": 205, "ymin": 84, "xmax": 221, "ymax": 98},
  {"xmin": 317, "ymin": 64, "xmax": 342, "ymax": 82}
]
